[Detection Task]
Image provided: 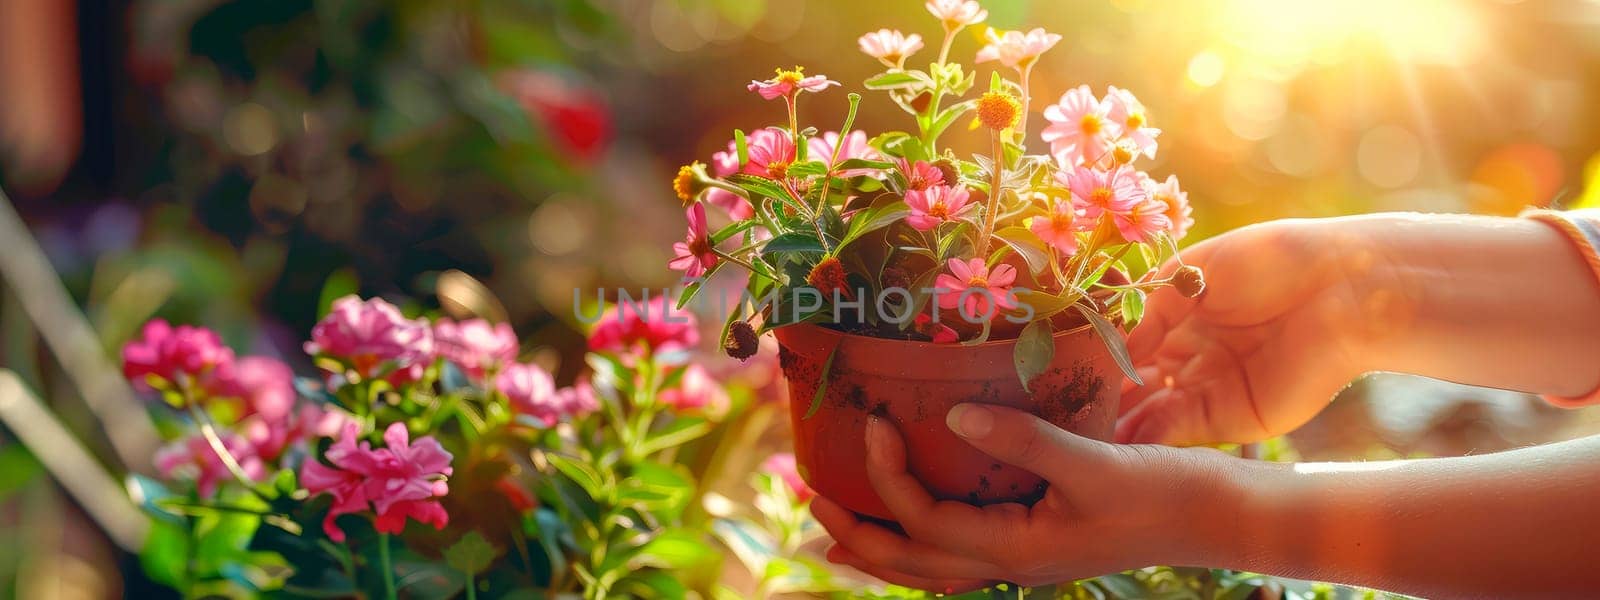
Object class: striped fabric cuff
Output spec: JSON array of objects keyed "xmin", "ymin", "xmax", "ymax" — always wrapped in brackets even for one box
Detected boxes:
[{"xmin": 1522, "ymin": 208, "xmax": 1600, "ymax": 407}]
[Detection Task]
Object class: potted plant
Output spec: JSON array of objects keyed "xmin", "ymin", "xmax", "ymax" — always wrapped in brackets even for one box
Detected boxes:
[{"xmin": 668, "ymin": 0, "xmax": 1204, "ymax": 520}]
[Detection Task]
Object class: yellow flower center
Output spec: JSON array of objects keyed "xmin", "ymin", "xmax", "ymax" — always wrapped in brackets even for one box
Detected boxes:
[
  {"xmin": 766, "ymin": 161, "xmax": 790, "ymax": 179},
  {"xmin": 673, "ymin": 162, "xmax": 701, "ymax": 203},
  {"xmin": 976, "ymin": 91, "xmax": 1021, "ymax": 131},
  {"xmin": 1091, "ymin": 187, "xmax": 1113, "ymax": 206},
  {"xmin": 927, "ymin": 200, "xmax": 950, "ymax": 219},
  {"xmin": 1112, "ymin": 145, "xmax": 1135, "ymax": 165},
  {"xmin": 1080, "ymin": 114, "xmax": 1103, "ymax": 135},
  {"xmin": 774, "ymin": 66, "xmax": 806, "ymax": 86},
  {"xmin": 1126, "ymin": 112, "xmax": 1145, "ymax": 129},
  {"xmin": 1050, "ymin": 211, "xmax": 1072, "ymax": 230},
  {"xmin": 967, "ymin": 275, "xmax": 989, "ymax": 288}
]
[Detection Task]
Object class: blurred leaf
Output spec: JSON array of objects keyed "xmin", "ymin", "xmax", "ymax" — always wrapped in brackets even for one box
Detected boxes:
[
  {"xmin": 126, "ymin": 474, "xmax": 185, "ymax": 525},
  {"xmin": 761, "ymin": 232, "xmax": 825, "ymax": 256},
  {"xmin": 711, "ymin": 518, "xmax": 776, "ymax": 575},
  {"xmin": 1120, "ymin": 289, "xmax": 1146, "ymax": 328},
  {"xmin": 139, "ymin": 520, "xmax": 190, "ymax": 588},
  {"xmin": 547, "ymin": 453, "xmax": 607, "ymax": 501},
  {"xmin": 1075, "ymin": 305, "xmax": 1142, "ymax": 385},
  {"xmin": 444, "ymin": 531, "xmax": 499, "ymax": 576},
  {"xmin": 637, "ymin": 417, "xmax": 712, "ymax": 456},
  {"xmin": 631, "ymin": 529, "xmax": 714, "ymax": 570},
  {"xmin": 993, "ymin": 226, "xmax": 1051, "ymax": 276},
  {"xmin": 0, "ymin": 443, "xmax": 42, "ymax": 499},
  {"xmin": 1013, "ymin": 319, "xmax": 1054, "ymax": 393},
  {"xmin": 836, "ymin": 202, "xmax": 908, "ymax": 253},
  {"xmin": 864, "ymin": 70, "xmax": 928, "ymax": 91}
]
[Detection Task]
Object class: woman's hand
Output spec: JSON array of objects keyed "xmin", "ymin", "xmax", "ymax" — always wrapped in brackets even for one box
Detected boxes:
[
  {"xmin": 811, "ymin": 405, "xmax": 1236, "ymax": 593},
  {"xmin": 1115, "ymin": 218, "xmax": 1405, "ymax": 445}
]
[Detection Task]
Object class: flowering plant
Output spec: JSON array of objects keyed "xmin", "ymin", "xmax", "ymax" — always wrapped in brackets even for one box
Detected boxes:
[
  {"xmin": 120, "ymin": 294, "xmax": 785, "ymax": 599},
  {"xmin": 671, "ymin": 0, "xmax": 1203, "ymax": 388}
]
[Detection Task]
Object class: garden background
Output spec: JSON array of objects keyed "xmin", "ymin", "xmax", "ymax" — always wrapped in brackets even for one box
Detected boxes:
[{"xmin": 3, "ymin": 0, "xmax": 1600, "ymax": 598}]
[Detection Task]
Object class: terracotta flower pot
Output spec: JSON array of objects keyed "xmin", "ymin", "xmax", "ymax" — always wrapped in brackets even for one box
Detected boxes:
[{"xmin": 775, "ymin": 322, "xmax": 1121, "ymax": 521}]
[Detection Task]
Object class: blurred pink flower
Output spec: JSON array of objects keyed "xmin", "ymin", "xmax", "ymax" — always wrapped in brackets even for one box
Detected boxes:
[
  {"xmin": 1031, "ymin": 197, "xmax": 1081, "ymax": 255},
  {"xmin": 658, "ymin": 364, "xmax": 728, "ymax": 413},
  {"xmin": 155, "ymin": 431, "xmax": 265, "ymax": 498},
  {"xmin": 1042, "ymin": 85, "xmax": 1118, "ymax": 166},
  {"xmin": 588, "ymin": 295, "xmax": 700, "ymax": 356},
  {"xmin": 975, "ymin": 28, "xmax": 1061, "ymax": 71},
  {"xmin": 936, "ymin": 258, "xmax": 1018, "ymax": 319},
  {"xmin": 1104, "ymin": 86, "xmax": 1160, "ymax": 159},
  {"xmin": 669, "ymin": 203, "xmax": 719, "ymax": 278},
  {"xmin": 304, "ymin": 296, "xmax": 433, "ymax": 380},
  {"xmin": 496, "ymin": 362, "xmax": 562, "ymax": 427},
  {"xmin": 1145, "ymin": 173, "xmax": 1193, "ymax": 241},
  {"xmin": 897, "ymin": 158, "xmax": 946, "ymax": 191},
  {"xmin": 211, "ymin": 356, "xmax": 295, "ymax": 421},
  {"xmin": 300, "ymin": 422, "xmax": 452, "ymax": 542},
  {"xmin": 122, "ymin": 319, "xmax": 235, "ymax": 393},
  {"xmin": 1064, "ymin": 165, "xmax": 1145, "ymax": 221},
  {"xmin": 808, "ymin": 130, "xmax": 882, "ymax": 178},
  {"xmin": 433, "ymin": 318, "xmax": 518, "ymax": 380},
  {"xmin": 761, "ymin": 453, "xmax": 815, "ymax": 502},
  {"xmin": 913, "ymin": 313, "xmax": 959, "ymax": 344},
  {"xmin": 242, "ymin": 403, "xmax": 352, "ymax": 462},
  {"xmin": 926, "ymin": 0, "xmax": 987, "ymax": 30},
  {"xmin": 858, "ymin": 29, "xmax": 924, "ymax": 67},
  {"xmin": 1114, "ymin": 199, "xmax": 1174, "ymax": 244},
  {"xmin": 748, "ymin": 67, "xmax": 839, "ymax": 100},
  {"xmin": 906, "ymin": 185, "xmax": 975, "ymax": 231},
  {"xmin": 554, "ymin": 380, "xmax": 601, "ymax": 419}
]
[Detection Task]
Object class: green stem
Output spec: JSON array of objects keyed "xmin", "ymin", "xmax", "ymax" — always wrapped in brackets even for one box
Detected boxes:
[
  {"xmin": 187, "ymin": 403, "xmax": 257, "ymax": 490},
  {"xmin": 1017, "ymin": 64, "xmax": 1034, "ymax": 145},
  {"xmin": 978, "ymin": 130, "xmax": 1006, "ymax": 253},
  {"xmin": 378, "ymin": 532, "xmax": 397, "ymax": 600},
  {"xmin": 465, "ymin": 573, "xmax": 478, "ymax": 600}
]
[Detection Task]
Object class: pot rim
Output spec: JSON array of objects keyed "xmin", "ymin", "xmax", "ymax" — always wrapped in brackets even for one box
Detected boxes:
[{"xmin": 775, "ymin": 320, "xmax": 1098, "ymax": 350}]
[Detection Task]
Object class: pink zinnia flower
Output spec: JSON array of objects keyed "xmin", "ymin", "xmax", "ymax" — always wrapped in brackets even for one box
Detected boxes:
[
  {"xmin": 433, "ymin": 318, "xmax": 518, "ymax": 380},
  {"xmin": 905, "ymin": 185, "xmax": 975, "ymax": 231},
  {"xmin": 747, "ymin": 67, "xmax": 839, "ymax": 101},
  {"xmin": 496, "ymin": 362, "xmax": 562, "ymax": 427},
  {"xmin": 1105, "ymin": 86, "xmax": 1161, "ymax": 159},
  {"xmin": 926, "ymin": 0, "xmax": 987, "ymax": 30},
  {"xmin": 1042, "ymin": 85, "xmax": 1119, "ymax": 166},
  {"xmin": 1114, "ymin": 198, "xmax": 1174, "ymax": 244},
  {"xmin": 658, "ymin": 364, "xmax": 728, "ymax": 413},
  {"xmin": 1031, "ymin": 197, "xmax": 1082, "ymax": 255},
  {"xmin": 122, "ymin": 320, "xmax": 235, "ymax": 393},
  {"xmin": 1064, "ymin": 165, "xmax": 1145, "ymax": 220},
  {"xmin": 975, "ymin": 27, "xmax": 1061, "ymax": 71},
  {"xmin": 1144, "ymin": 173, "xmax": 1193, "ymax": 241},
  {"xmin": 935, "ymin": 258, "xmax": 1018, "ymax": 320},
  {"xmin": 745, "ymin": 127, "xmax": 797, "ymax": 178},
  {"xmin": 588, "ymin": 295, "xmax": 700, "ymax": 356},
  {"xmin": 242, "ymin": 403, "xmax": 351, "ymax": 462},
  {"xmin": 897, "ymin": 158, "xmax": 946, "ymax": 191},
  {"xmin": 913, "ymin": 313, "xmax": 959, "ymax": 344},
  {"xmin": 858, "ymin": 29, "xmax": 924, "ymax": 67},
  {"xmin": 761, "ymin": 453, "xmax": 816, "ymax": 502},
  {"xmin": 300, "ymin": 422, "xmax": 452, "ymax": 542},
  {"xmin": 304, "ymin": 296, "xmax": 433, "ymax": 380},
  {"xmin": 668, "ymin": 203, "xmax": 718, "ymax": 278},
  {"xmin": 808, "ymin": 130, "xmax": 882, "ymax": 178},
  {"xmin": 155, "ymin": 431, "xmax": 265, "ymax": 498}
]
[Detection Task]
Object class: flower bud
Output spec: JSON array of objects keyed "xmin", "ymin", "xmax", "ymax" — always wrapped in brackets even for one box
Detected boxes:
[
  {"xmin": 724, "ymin": 320, "xmax": 760, "ymax": 361},
  {"xmin": 673, "ymin": 161, "xmax": 706, "ymax": 205},
  {"xmin": 806, "ymin": 256, "xmax": 854, "ymax": 301},
  {"xmin": 1172, "ymin": 265, "xmax": 1206, "ymax": 298},
  {"xmin": 932, "ymin": 159, "xmax": 961, "ymax": 187}
]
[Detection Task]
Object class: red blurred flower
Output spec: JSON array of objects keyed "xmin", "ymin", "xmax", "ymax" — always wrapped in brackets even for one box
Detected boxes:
[{"xmin": 501, "ymin": 70, "xmax": 611, "ymax": 165}]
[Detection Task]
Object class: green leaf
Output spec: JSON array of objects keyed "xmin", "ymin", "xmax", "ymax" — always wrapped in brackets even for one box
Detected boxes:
[
  {"xmin": 734, "ymin": 129, "xmax": 749, "ymax": 166},
  {"xmin": 785, "ymin": 161, "xmax": 828, "ymax": 178},
  {"xmin": 802, "ymin": 344, "xmax": 839, "ymax": 419},
  {"xmin": 443, "ymin": 531, "xmax": 498, "ymax": 577},
  {"xmin": 762, "ymin": 232, "xmax": 825, "ymax": 255},
  {"xmin": 1074, "ymin": 305, "xmax": 1143, "ymax": 385},
  {"xmin": 726, "ymin": 173, "xmax": 790, "ymax": 201},
  {"xmin": 928, "ymin": 99, "xmax": 977, "ymax": 141},
  {"xmin": 317, "ymin": 268, "xmax": 359, "ymax": 319},
  {"xmin": 833, "ymin": 158, "xmax": 896, "ymax": 172},
  {"xmin": 863, "ymin": 70, "xmax": 926, "ymax": 90},
  {"xmin": 547, "ymin": 454, "xmax": 608, "ymax": 501},
  {"xmin": 1014, "ymin": 289, "xmax": 1083, "ymax": 320},
  {"xmin": 637, "ymin": 417, "xmax": 713, "ymax": 455},
  {"xmin": 711, "ymin": 218, "xmax": 758, "ymax": 244},
  {"xmin": 1013, "ymin": 319, "xmax": 1055, "ymax": 392},
  {"xmin": 632, "ymin": 529, "xmax": 716, "ymax": 569},
  {"xmin": 993, "ymin": 226, "xmax": 1051, "ymax": 276},
  {"xmin": 1121, "ymin": 289, "xmax": 1147, "ymax": 328},
  {"xmin": 836, "ymin": 202, "xmax": 909, "ymax": 253}
]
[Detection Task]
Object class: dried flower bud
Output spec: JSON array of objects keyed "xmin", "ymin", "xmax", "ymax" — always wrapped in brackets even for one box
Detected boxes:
[
  {"xmin": 910, "ymin": 91, "xmax": 933, "ymax": 113},
  {"xmin": 880, "ymin": 265, "xmax": 912, "ymax": 291},
  {"xmin": 806, "ymin": 256, "xmax": 854, "ymax": 301},
  {"xmin": 724, "ymin": 320, "xmax": 760, "ymax": 360},
  {"xmin": 932, "ymin": 159, "xmax": 960, "ymax": 187},
  {"xmin": 975, "ymin": 91, "xmax": 1020, "ymax": 131},
  {"xmin": 1172, "ymin": 265, "xmax": 1206, "ymax": 298}
]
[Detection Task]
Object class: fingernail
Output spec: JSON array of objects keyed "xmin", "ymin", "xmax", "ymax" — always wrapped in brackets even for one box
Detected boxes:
[
  {"xmin": 947, "ymin": 404, "xmax": 994, "ymax": 439},
  {"xmin": 865, "ymin": 417, "xmax": 890, "ymax": 467}
]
